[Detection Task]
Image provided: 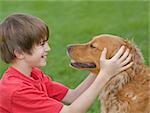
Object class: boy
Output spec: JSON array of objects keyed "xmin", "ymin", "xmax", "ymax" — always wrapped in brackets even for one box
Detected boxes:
[{"xmin": 0, "ymin": 13, "xmax": 132, "ymax": 113}]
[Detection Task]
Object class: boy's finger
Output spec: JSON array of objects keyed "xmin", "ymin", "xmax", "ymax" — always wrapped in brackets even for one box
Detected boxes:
[
  {"xmin": 112, "ymin": 46, "xmax": 125, "ymax": 60},
  {"xmin": 120, "ymin": 62, "xmax": 133, "ymax": 71},
  {"xmin": 100, "ymin": 48, "xmax": 107, "ymax": 60},
  {"xmin": 121, "ymin": 54, "xmax": 132, "ymax": 66},
  {"xmin": 119, "ymin": 49, "xmax": 129, "ymax": 62}
]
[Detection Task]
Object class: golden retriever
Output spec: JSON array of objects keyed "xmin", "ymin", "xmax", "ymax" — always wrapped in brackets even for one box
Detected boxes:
[{"xmin": 67, "ymin": 34, "xmax": 150, "ymax": 113}]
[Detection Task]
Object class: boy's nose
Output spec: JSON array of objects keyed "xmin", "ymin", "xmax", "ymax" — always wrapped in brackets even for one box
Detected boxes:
[
  {"xmin": 47, "ymin": 46, "xmax": 51, "ymax": 52},
  {"xmin": 46, "ymin": 44, "xmax": 51, "ymax": 52}
]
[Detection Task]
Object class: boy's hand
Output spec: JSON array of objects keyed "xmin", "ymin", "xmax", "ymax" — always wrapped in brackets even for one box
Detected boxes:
[{"xmin": 99, "ymin": 46, "xmax": 133, "ymax": 79}]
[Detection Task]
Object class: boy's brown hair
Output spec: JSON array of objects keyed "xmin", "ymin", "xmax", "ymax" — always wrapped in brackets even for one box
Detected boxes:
[{"xmin": 0, "ymin": 13, "xmax": 49, "ymax": 64}]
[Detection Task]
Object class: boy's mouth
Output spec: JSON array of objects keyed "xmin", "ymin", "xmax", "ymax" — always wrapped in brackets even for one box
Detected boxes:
[
  {"xmin": 41, "ymin": 56, "xmax": 46, "ymax": 58},
  {"xmin": 41, "ymin": 54, "xmax": 47, "ymax": 59}
]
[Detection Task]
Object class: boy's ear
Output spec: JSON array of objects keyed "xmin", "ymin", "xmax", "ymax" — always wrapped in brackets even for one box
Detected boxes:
[{"xmin": 14, "ymin": 49, "xmax": 25, "ymax": 59}]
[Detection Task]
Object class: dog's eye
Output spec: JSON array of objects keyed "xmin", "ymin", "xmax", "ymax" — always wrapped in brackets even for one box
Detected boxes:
[{"xmin": 90, "ymin": 44, "xmax": 96, "ymax": 48}]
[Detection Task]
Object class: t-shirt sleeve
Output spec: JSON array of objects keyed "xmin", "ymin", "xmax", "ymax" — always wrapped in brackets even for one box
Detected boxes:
[
  {"xmin": 12, "ymin": 85, "xmax": 64, "ymax": 113},
  {"xmin": 43, "ymin": 75, "xmax": 69, "ymax": 101}
]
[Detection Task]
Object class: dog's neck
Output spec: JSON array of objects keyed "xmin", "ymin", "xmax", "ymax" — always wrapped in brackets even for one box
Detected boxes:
[
  {"xmin": 99, "ymin": 71, "xmax": 131, "ymax": 99},
  {"xmin": 99, "ymin": 63, "xmax": 145, "ymax": 99},
  {"xmin": 98, "ymin": 63, "xmax": 150, "ymax": 113}
]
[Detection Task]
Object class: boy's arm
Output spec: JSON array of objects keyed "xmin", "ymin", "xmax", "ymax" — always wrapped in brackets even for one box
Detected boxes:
[
  {"xmin": 62, "ymin": 73, "xmax": 96, "ymax": 104},
  {"xmin": 60, "ymin": 46, "xmax": 133, "ymax": 113},
  {"xmin": 61, "ymin": 71, "xmax": 112, "ymax": 113}
]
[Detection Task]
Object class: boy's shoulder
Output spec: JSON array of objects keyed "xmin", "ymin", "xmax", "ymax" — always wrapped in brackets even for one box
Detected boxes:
[
  {"xmin": 0, "ymin": 68, "xmax": 26, "ymax": 107},
  {"xmin": 0, "ymin": 67, "xmax": 50, "ymax": 89},
  {"xmin": 0, "ymin": 67, "xmax": 41, "ymax": 92},
  {"xmin": 0, "ymin": 67, "xmax": 51, "ymax": 92},
  {"xmin": 0, "ymin": 67, "xmax": 43, "ymax": 109},
  {"xmin": 0, "ymin": 67, "xmax": 46, "ymax": 101},
  {"xmin": 0, "ymin": 67, "xmax": 28, "ymax": 93}
]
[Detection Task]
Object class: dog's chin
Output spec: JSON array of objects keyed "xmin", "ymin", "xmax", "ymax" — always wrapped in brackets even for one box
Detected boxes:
[{"xmin": 70, "ymin": 61, "xmax": 96, "ymax": 69}]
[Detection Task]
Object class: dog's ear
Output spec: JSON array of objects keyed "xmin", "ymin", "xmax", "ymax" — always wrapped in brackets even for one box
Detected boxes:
[
  {"xmin": 106, "ymin": 44, "xmax": 122, "ymax": 59},
  {"xmin": 108, "ymin": 39, "xmax": 144, "ymax": 65}
]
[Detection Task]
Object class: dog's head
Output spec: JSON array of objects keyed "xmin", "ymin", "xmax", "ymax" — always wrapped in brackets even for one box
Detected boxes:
[{"xmin": 67, "ymin": 34, "xmax": 144, "ymax": 75}]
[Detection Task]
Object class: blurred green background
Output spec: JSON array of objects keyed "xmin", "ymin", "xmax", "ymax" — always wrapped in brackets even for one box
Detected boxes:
[{"xmin": 0, "ymin": 0, "xmax": 149, "ymax": 113}]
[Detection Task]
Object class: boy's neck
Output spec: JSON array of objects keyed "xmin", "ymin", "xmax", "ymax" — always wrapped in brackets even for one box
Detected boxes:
[{"xmin": 11, "ymin": 61, "xmax": 32, "ymax": 77}]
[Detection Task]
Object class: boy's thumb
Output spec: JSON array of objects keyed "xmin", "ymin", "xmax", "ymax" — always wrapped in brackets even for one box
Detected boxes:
[{"xmin": 100, "ymin": 48, "xmax": 107, "ymax": 60}]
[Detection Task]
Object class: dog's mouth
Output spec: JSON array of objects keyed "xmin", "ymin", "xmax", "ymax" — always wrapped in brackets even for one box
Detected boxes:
[{"xmin": 70, "ymin": 60, "xmax": 96, "ymax": 68}]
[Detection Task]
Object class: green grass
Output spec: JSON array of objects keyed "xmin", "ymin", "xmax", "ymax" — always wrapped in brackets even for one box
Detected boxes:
[{"xmin": 0, "ymin": 0, "xmax": 149, "ymax": 113}]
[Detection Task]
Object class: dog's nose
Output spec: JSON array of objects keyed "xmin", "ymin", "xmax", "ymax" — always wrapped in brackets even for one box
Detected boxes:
[{"xmin": 67, "ymin": 45, "xmax": 74, "ymax": 53}]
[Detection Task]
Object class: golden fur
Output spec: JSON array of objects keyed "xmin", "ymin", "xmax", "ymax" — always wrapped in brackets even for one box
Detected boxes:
[{"xmin": 67, "ymin": 34, "xmax": 150, "ymax": 113}]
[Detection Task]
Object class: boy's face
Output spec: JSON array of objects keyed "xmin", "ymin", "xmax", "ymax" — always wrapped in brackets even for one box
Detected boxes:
[{"xmin": 23, "ymin": 40, "xmax": 51, "ymax": 68}]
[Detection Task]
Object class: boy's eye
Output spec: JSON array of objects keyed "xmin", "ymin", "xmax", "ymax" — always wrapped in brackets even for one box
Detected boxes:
[
  {"xmin": 40, "ymin": 42, "xmax": 45, "ymax": 46},
  {"xmin": 40, "ymin": 40, "xmax": 48, "ymax": 46}
]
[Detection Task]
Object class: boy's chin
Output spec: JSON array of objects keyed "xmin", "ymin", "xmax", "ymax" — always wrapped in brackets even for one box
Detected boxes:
[{"xmin": 36, "ymin": 63, "xmax": 47, "ymax": 68}]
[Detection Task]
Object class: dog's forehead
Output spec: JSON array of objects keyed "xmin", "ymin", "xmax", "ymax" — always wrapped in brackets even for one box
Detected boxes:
[
  {"xmin": 92, "ymin": 35, "xmax": 123, "ymax": 43},
  {"xmin": 89, "ymin": 35, "xmax": 125, "ymax": 49}
]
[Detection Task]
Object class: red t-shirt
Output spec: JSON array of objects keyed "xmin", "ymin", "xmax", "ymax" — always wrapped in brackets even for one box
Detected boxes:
[{"xmin": 0, "ymin": 67, "xmax": 69, "ymax": 113}]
